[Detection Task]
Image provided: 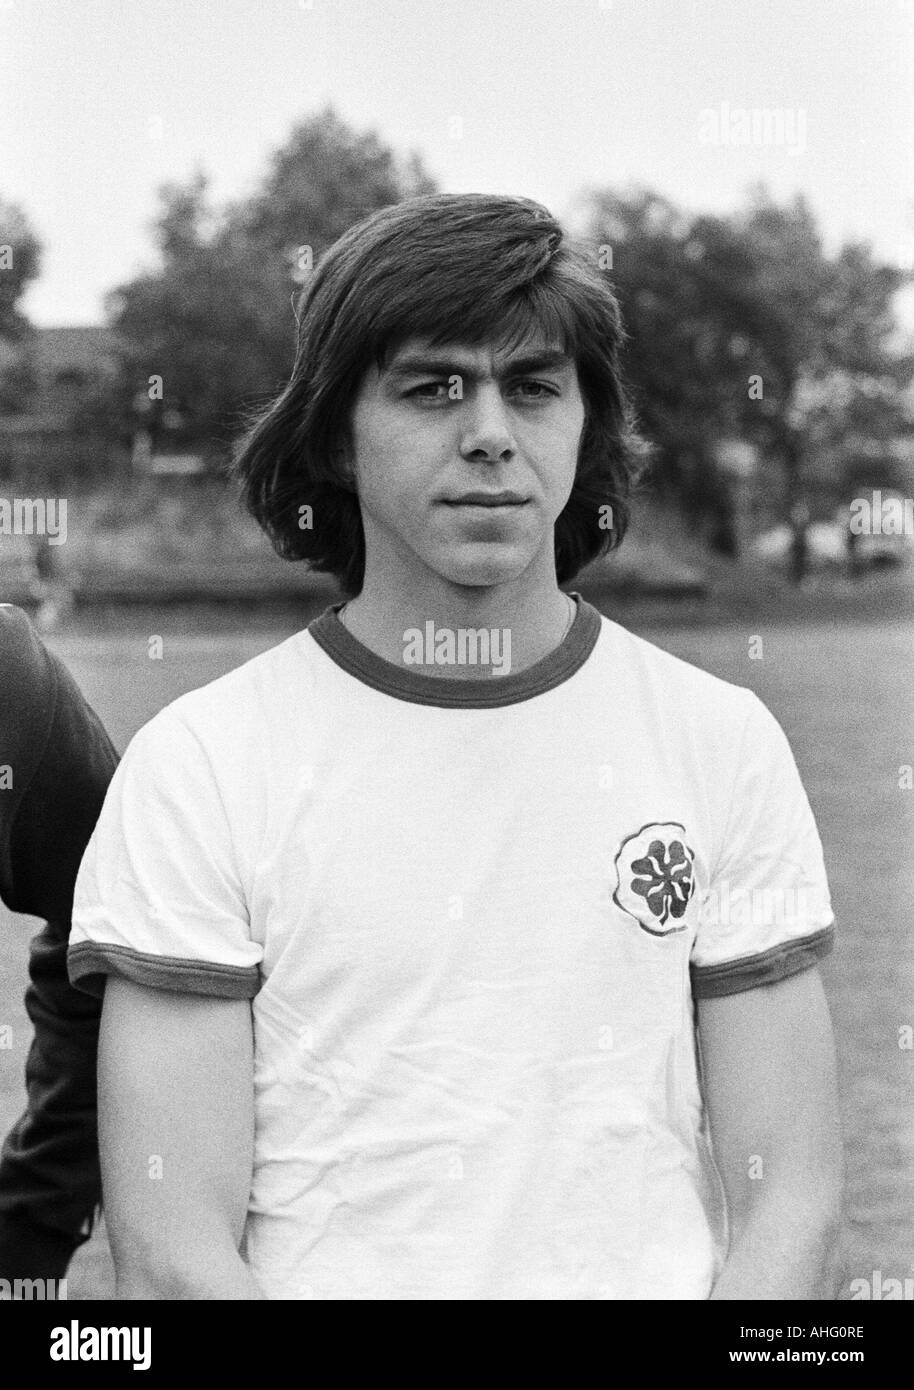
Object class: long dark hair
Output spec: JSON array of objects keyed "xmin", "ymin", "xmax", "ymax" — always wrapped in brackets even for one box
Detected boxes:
[{"xmin": 233, "ymin": 192, "xmax": 648, "ymax": 596}]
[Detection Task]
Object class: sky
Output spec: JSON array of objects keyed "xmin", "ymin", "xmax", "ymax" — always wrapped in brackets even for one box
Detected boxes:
[{"xmin": 1, "ymin": 0, "xmax": 912, "ymax": 327}]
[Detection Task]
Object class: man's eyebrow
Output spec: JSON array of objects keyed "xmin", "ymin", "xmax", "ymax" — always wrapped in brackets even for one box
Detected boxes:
[{"xmin": 384, "ymin": 349, "xmax": 574, "ymax": 380}]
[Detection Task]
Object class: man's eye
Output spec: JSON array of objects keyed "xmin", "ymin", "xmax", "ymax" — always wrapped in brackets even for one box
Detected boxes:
[
  {"xmin": 405, "ymin": 379, "xmax": 558, "ymax": 402},
  {"xmin": 512, "ymin": 380, "xmax": 558, "ymax": 399},
  {"xmin": 407, "ymin": 381, "xmax": 449, "ymax": 400}
]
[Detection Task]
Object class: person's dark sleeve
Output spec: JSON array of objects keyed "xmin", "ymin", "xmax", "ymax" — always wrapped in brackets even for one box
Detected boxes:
[{"xmin": 0, "ymin": 607, "xmax": 119, "ymax": 1279}]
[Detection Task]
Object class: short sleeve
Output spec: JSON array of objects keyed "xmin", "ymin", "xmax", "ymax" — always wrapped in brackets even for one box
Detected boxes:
[
  {"xmin": 68, "ymin": 705, "xmax": 262, "ymax": 1000},
  {"xmin": 690, "ymin": 692, "xmax": 835, "ymax": 998},
  {"xmin": 7, "ymin": 646, "xmax": 119, "ymax": 924}
]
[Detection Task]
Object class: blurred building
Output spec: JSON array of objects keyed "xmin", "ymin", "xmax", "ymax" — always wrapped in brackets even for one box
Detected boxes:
[{"xmin": 0, "ymin": 325, "xmax": 125, "ymax": 479}]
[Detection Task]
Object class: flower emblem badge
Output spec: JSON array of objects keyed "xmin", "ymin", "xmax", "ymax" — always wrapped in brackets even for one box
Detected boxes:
[{"xmin": 612, "ymin": 822, "xmax": 696, "ymax": 936}]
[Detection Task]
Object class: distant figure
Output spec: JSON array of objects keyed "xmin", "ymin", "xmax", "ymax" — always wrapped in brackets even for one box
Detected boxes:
[
  {"xmin": 788, "ymin": 500, "xmax": 811, "ymax": 586},
  {"xmin": 30, "ymin": 535, "xmax": 74, "ymax": 633},
  {"xmin": 709, "ymin": 490, "xmax": 738, "ymax": 559},
  {"xmin": 845, "ymin": 514, "xmax": 862, "ymax": 580}
]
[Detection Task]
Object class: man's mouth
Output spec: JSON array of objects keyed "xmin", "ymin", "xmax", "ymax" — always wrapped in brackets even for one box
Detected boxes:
[{"xmin": 442, "ymin": 491, "xmax": 530, "ymax": 507}]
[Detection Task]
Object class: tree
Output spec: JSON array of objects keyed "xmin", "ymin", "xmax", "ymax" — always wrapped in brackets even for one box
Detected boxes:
[
  {"xmin": 584, "ymin": 184, "xmax": 913, "ymax": 544},
  {"xmin": 0, "ymin": 197, "xmax": 42, "ymax": 414},
  {"xmin": 0, "ymin": 197, "xmax": 41, "ymax": 341},
  {"xmin": 791, "ymin": 238, "xmax": 914, "ymax": 500},
  {"xmin": 101, "ymin": 110, "xmax": 437, "ymax": 458},
  {"xmin": 231, "ymin": 105, "xmax": 435, "ymax": 265},
  {"xmin": 97, "ymin": 168, "xmax": 292, "ymax": 455},
  {"xmin": 585, "ymin": 188, "xmax": 770, "ymax": 546}
]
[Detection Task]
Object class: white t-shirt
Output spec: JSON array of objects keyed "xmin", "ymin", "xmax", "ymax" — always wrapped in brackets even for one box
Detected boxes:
[{"xmin": 69, "ymin": 595, "xmax": 834, "ymax": 1300}]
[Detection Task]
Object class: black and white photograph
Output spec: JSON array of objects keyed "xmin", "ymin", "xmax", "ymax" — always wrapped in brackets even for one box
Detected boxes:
[{"xmin": 0, "ymin": 0, "xmax": 911, "ymax": 1346}]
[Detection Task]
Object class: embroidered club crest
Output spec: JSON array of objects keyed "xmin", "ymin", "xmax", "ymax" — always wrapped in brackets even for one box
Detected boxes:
[{"xmin": 613, "ymin": 822, "xmax": 696, "ymax": 936}]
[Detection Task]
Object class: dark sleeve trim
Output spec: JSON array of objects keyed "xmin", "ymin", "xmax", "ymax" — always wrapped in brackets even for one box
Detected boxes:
[
  {"xmin": 690, "ymin": 924, "xmax": 835, "ymax": 999},
  {"xmin": 67, "ymin": 941, "xmax": 261, "ymax": 1000}
]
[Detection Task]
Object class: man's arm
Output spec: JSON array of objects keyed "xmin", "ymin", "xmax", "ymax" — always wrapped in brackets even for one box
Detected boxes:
[
  {"xmin": 98, "ymin": 978, "xmax": 262, "ymax": 1299},
  {"xmin": 0, "ymin": 923, "xmax": 103, "ymax": 1279},
  {"xmin": 697, "ymin": 967, "xmax": 843, "ymax": 1300},
  {"xmin": 0, "ymin": 608, "xmax": 118, "ymax": 1275}
]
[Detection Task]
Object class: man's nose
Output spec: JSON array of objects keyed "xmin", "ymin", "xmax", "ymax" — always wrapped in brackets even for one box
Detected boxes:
[{"xmin": 458, "ymin": 383, "xmax": 517, "ymax": 461}]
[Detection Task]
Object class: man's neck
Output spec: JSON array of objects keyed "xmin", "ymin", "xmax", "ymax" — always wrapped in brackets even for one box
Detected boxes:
[{"xmin": 338, "ymin": 577, "xmax": 575, "ymax": 680}]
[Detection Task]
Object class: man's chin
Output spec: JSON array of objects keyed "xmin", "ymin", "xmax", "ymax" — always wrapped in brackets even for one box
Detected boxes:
[{"xmin": 432, "ymin": 549, "xmax": 534, "ymax": 589}]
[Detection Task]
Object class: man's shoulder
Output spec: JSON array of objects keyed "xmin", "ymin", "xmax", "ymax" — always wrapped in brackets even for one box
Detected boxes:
[
  {"xmin": 0, "ymin": 604, "xmax": 57, "ymax": 750},
  {"xmin": 141, "ymin": 626, "xmax": 320, "ymax": 750},
  {"xmin": 0, "ymin": 603, "xmax": 115, "ymax": 751},
  {"xmin": 0, "ymin": 602, "xmax": 54, "ymax": 696},
  {"xmin": 594, "ymin": 613, "xmax": 758, "ymax": 728}
]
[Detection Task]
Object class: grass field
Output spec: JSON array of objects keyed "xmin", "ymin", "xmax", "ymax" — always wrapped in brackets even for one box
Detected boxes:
[{"xmin": 1, "ymin": 597, "xmax": 912, "ymax": 1299}]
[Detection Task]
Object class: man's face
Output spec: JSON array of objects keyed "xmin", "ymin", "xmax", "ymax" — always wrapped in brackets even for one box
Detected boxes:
[{"xmin": 347, "ymin": 334, "xmax": 586, "ymax": 590}]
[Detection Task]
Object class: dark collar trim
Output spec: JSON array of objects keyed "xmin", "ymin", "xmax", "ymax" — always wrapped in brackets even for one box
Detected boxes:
[{"xmin": 306, "ymin": 592, "xmax": 601, "ymax": 708}]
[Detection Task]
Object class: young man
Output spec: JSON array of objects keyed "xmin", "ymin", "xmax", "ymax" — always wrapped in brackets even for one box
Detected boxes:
[
  {"xmin": 69, "ymin": 193, "xmax": 842, "ymax": 1300},
  {"xmin": 0, "ymin": 603, "xmax": 118, "ymax": 1281}
]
